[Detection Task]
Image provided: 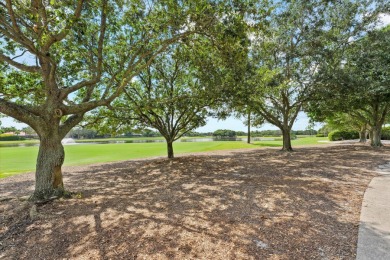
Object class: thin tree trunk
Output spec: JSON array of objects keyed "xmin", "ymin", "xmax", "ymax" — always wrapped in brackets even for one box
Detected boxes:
[
  {"xmin": 281, "ymin": 128, "xmax": 293, "ymax": 151},
  {"xmin": 369, "ymin": 129, "xmax": 373, "ymax": 144},
  {"xmin": 33, "ymin": 134, "xmax": 65, "ymax": 200},
  {"xmin": 167, "ymin": 141, "xmax": 174, "ymax": 159},
  {"xmin": 247, "ymin": 111, "xmax": 251, "ymax": 144}
]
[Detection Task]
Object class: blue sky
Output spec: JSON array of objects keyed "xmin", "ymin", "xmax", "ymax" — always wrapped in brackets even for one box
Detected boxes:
[{"xmin": 196, "ymin": 112, "xmax": 318, "ymax": 132}]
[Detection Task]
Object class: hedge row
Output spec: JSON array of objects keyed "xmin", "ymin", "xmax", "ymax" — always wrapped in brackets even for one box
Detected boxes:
[
  {"xmin": 328, "ymin": 127, "xmax": 390, "ymax": 141},
  {"xmin": 328, "ymin": 130, "xmax": 359, "ymax": 141},
  {"xmin": 0, "ymin": 135, "xmax": 26, "ymax": 141}
]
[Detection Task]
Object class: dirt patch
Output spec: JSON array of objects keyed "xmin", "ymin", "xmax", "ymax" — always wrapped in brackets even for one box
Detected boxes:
[{"xmin": 1, "ymin": 145, "xmax": 389, "ymax": 259}]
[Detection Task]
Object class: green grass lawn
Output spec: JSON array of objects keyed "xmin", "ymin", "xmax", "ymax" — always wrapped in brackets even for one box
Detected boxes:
[
  {"xmin": 74, "ymin": 136, "xmax": 166, "ymax": 142},
  {"xmin": 0, "ymin": 136, "xmax": 328, "ymax": 178}
]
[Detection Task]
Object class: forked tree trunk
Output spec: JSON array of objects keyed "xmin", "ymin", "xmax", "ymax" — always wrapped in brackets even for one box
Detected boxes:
[
  {"xmin": 167, "ymin": 141, "xmax": 174, "ymax": 159},
  {"xmin": 370, "ymin": 125, "xmax": 383, "ymax": 147},
  {"xmin": 281, "ymin": 128, "xmax": 293, "ymax": 152},
  {"xmin": 359, "ymin": 125, "xmax": 367, "ymax": 143},
  {"xmin": 33, "ymin": 133, "xmax": 65, "ymax": 200}
]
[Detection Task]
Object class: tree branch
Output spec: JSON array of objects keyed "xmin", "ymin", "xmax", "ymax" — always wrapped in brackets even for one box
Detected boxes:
[
  {"xmin": 60, "ymin": 0, "xmax": 107, "ymax": 98},
  {"xmin": 0, "ymin": 99, "xmax": 42, "ymax": 129},
  {"xmin": 41, "ymin": 0, "xmax": 84, "ymax": 51},
  {"xmin": 2, "ymin": 0, "xmax": 37, "ymax": 53},
  {"xmin": 0, "ymin": 53, "xmax": 40, "ymax": 73},
  {"xmin": 59, "ymin": 113, "xmax": 85, "ymax": 138}
]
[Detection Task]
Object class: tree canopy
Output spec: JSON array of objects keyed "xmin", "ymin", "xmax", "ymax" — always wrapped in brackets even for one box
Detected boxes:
[
  {"xmin": 308, "ymin": 25, "xmax": 390, "ymax": 146},
  {"xmin": 229, "ymin": 0, "xmax": 388, "ymax": 151},
  {"xmin": 0, "ymin": 0, "xmax": 389, "ymax": 200},
  {"xmin": 94, "ymin": 45, "xmax": 218, "ymax": 158},
  {"xmin": 0, "ymin": 0, "xmax": 233, "ymax": 200}
]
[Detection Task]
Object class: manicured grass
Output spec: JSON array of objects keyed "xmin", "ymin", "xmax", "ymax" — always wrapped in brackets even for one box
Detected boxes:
[
  {"xmin": 0, "ymin": 146, "xmax": 39, "ymax": 177},
  {"xmin": 74, "ymin": 136, "xmax": 166, "ymax": 142},
  {"xmin": 0, "ymin": 142, "xmax": 253, "ymax": 178},
  {"xmin": 0, "ymin": 136, "xmax": 329, "ymax": 178},
  {"xmin": 292, "ymin": 136, "xmax": 329, "ymax": 145},
  {"xmin": 251, "ymin": 136, "xmax": 328, "ymax": 147}
]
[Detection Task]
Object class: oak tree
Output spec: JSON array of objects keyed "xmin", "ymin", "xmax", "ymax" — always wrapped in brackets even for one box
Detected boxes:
[
  {"xmin": 0, "ymin": 0, "xmax": 217, "ymax": 200},
  {"xmin": 308, "ymin": 26, "xmax": 390, "ymax": 146}
]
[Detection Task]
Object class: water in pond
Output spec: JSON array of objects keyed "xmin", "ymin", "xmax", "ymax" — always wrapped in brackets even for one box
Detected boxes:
[
  {"xmin": 180, "ymin": 137, "xmax": 244, "ymax": 142},
  {"xmin": 0, "ymin": 137, "xmax": 278, "ymax": 147},
  {"xmin": 0, "ymin": 142, "xmax": 40, "ymax": 148}
]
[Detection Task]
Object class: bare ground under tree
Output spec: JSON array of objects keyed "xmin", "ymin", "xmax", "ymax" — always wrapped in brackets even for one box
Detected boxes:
[{"xmin": 1, "ymin": 145, "xmax": 389, "ymax": 259}]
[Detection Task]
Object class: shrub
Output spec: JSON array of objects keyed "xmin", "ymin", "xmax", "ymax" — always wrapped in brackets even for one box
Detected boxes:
[
  {"xmin": 382, "ymin": 126, "xmax": 390, "ymax": 140},
  {"xmin": 251, "ymin": 130, "xmax": 282, "ymax": 137},
  {"xmin": 213, "ymin": 129, "xmax": 237, "ymax": 138},
  {"xmin": 0, "ymin": 135, "xmax": 26, "ymax": 141},
  {"xmin": 316, "ymin": 133, "xmax": 326, "ymax": 137},
  {"xmin": 328, "ymin": 130, "xmax": 359, "ymax": 141}
]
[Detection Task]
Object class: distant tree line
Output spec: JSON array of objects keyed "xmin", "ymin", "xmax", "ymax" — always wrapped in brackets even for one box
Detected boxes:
[
  {"xmin": 66, "ymin": 128, "xmax": 164, "ymax": 139},
  {"xmin": 65, "ymin": 128, "xmax": 321, "ymax": 139},
  {"xmin": 0, "ymin": 126, "xmax": 37, "ymax": 137}
]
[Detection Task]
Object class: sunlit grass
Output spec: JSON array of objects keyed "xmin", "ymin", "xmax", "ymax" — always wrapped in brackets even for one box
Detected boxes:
[{"xmin": 0, "ymin": 136, "xmax": 329, "ymax": 178}]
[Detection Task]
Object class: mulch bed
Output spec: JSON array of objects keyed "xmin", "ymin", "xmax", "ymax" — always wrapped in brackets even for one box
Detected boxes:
[{"xmin": 1, "ymin": 145, "xmax": 389, "ymax": 259}]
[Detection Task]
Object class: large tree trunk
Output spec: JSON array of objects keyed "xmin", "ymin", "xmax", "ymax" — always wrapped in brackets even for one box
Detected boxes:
[
  {"xmin": 33, "ymin": 132, "xmax": 65, "ymax": 200},
  {"xmin": 368, "ymin": 101, "xmax": 387, "ymax": 147},
  {"xmin": 281, "ymin": 128, "xmax": 293, "ymax": 151},
  {"xmin": 370, "ymin": 125, "xmax": 383, "ymax": 147},
  {"xmin": 167, "ymin": 141, "xmax": 174, "ymax": 159}
]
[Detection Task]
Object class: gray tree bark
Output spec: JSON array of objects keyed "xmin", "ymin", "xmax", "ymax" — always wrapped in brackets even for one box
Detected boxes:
[
  {"xmin": 32, "ymin": 122, "xmax": 68, "ymax": 200},
  {"xmin": 359, "ymin": 125, "xmax": 367, "ymax": 143},
  {"xmin": 370, "ymin": 125, "xmax": 383, "ymax": 147},
  {"xmin": 167, "ymin": 141, "xmax": 174, "ymax": 159},
  {"xmin": 281, "ymin": 127, "xmax": 293, "ymax": 151}
]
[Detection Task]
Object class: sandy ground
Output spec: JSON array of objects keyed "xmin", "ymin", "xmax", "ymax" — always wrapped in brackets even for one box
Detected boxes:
[{"xmin": 1, "ymin": 144, "xmax": 389, "ymax": 259}]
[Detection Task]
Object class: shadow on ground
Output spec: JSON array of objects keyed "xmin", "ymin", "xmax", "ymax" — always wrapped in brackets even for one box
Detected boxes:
[{"xmin": 1, "ymin": 145, "xmax": 389, "ymax": 259}]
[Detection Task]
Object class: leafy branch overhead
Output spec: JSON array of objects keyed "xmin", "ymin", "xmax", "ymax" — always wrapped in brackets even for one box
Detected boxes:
[
  {"xmin": 307, "ymin": 25, "xmax": 390, "ymax": 147},
  {"xmin": 92, "ymin": 44, "xmax": 218, "ymax": 158},
  {"xmin": 0, "ymin": 0, "xmax": 388, "ymax": 200},
  {"xmin": 0, "ymin": 0, "xmax": 235, "ymax": 199}
]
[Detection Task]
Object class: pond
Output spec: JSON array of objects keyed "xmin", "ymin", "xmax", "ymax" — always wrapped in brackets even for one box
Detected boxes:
[
  {"xmin": 0, "ymin": 137, "xmax": 279, "ymax": 147},
  {"xmin": 0, "ymin": 142, "xmax": 40, "ymax": 148}
]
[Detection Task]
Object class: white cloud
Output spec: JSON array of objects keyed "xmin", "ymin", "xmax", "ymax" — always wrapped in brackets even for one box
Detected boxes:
[{"xmin": 378, "ymin": 13, "xmax": 390, "ymax": 28}]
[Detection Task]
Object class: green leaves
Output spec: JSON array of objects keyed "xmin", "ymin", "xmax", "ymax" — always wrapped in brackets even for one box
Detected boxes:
[
  {"xmin": 91, "ymin": 43, "xmax": 213, "ymax": 141},
  {"xmin": 307, "ymin": 22, "xmax": 390, "ymax": 146}
]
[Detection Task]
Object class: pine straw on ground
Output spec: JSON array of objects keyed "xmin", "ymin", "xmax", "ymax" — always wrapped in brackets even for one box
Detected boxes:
[{"xmin": 1, "ymin": 145, "xmax": 389, "ymax": 259}]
